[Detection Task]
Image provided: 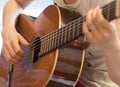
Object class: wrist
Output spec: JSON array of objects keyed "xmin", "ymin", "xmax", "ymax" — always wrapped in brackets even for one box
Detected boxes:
[
  {"xmin": 2, "ymin": 24, "xmax": 16, "ymax": 36},
  {"xmin": 102, "ymin": 41, "xmax": 120, "ymax": 56}
]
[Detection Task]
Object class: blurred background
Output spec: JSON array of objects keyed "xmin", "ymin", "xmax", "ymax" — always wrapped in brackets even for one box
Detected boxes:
[{"xmin": 0, "ymin": 0, "xmax": 53, "ymax": 52}]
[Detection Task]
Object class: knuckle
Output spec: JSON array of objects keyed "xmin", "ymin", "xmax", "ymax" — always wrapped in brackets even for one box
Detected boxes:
[
  {"xmin": 87, "ymin": 20, "xmax": 92, "ymax": 26},
  {"xmin": 4, "ymin": 40, "xmax": 12, "ymax": 46},
  {"xmin": 102, "ymin": 33, "xmax": 110, "ymax": 39},
  {"xmin": 7, "ymin": 57, "xmax": 12, "ymax": 63},
  {"xmin": 98, "ymin": 18, "xmax": 104, "ymax": 24},
  {"xmin": 11, "ymin": 53, "xmax": 16, "ymax": 58},
  {"xmin": 16, "ymin": 49, "xmax": 24, "ymax": 55},
  {"xmin": 108, "ymin": 28, "xmax": 114, "ymax": 33},
  {"xmin": 92, "ymin": 14, "xmax": 96, "ymax": 21},
  {"xmin": 92, "ymin": 17, "xmax": 97, "ymax": 24},
  {"xmin": 4, "ymin": 41, "xmax": 9, "ymax": 46}
]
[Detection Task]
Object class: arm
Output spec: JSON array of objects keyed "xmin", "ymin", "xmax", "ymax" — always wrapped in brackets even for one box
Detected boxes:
[
  {"xmin": 83, "ymin": 6, "xmax": 120, "ymax": 85},
  {"xmin": 1, "ymin": 0, "xmax": 33, "ymax": 64}
]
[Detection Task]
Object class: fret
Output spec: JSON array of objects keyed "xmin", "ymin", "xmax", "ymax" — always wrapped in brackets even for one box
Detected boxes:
[
  {"xmin": 64, "ymin": 26, "xmax": 67, "ymax": 44},
  {"xmin": 62, "ymin": 25, "xmax": 69, "ymax": 43},
  {"xmin": 60, "ymin": 29, "xmax": 64, "ymax": 46},
  {"xmin": 57, "ymin": 29, "xmax": 62, "ymax": 47},
  {"xmin": 116, "ymin": 0, "xmax": 120, "ymax": 17},
  {"xmin": 59, "ymin": 28, "xmax": 64, "ymax": 46},
  {"xmin": 51, "ymin": 32, "xmax": 55, "ymax": 52},
  {"xmin": 40, "ymin": 37, "xmax": 46, "ymax": 56},
  {"xmin": 45, "ymin": 35, "xmax": 49, "ymax": 53},
  {"xmin": 53, "ymin": 30, "xmax": 58, "ymax": 50},
  {"xmin": 76, "ymin": 19, "xmax": 80, "ymax": 37},
  {"xmin": 45, "ymin": 35, "xmax": 48, "ymax": 53},
  {"xmin": 47, "ymin": 34, "xmax": 51, "ymax": 53},
  {"xmin": 68, "ymin": 24, "xmax": 71, "ymax": 41},
  {"xmin": 73, "ymin": 17, "xmax": 84, "ymax": 38},
  {"xmin": 107, "ymin": 2, "xmax": 110, "ymax": 20},
  {"xmin": 40, "ymin": 39, "xmax": 44, "ymax": 55},
  {"xmin": 72, "ymin": 20, "xmax": 75, "ymax": 39},
  {"xmin": 49, "ymin": 30, "xmax": 58, "ymax": 50}
]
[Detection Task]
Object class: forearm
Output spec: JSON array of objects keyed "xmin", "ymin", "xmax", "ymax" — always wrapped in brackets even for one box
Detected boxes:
[
  {"xmin": 1, "ymin": 0, "xmax": 32, "ymax": 64},
  {"xmin": 103, "ymin": 43, "xmax": 120, "ymax": 85},
  {"xmin": 2, "ymin": 0, "xmax": 33, "ymax": 30},
  {"xmin": 2, "ymin": 0, "xmax": 23, "ymax": 30},
  {"xmin": 83, "ymin": 7, "xmax": 120, "ymax": 85}
]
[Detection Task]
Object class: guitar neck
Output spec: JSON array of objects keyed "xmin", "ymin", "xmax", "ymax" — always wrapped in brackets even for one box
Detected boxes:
[
  {"xmin": 103, "ymin": 1, "xmax": 116, "ymax": 21},
  {"xmin": 38, "ymin": 0, "xmax": 116, "ymax": 57}
]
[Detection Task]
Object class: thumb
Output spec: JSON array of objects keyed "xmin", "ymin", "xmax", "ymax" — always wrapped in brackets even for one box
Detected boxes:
[{"xmin": 18, "ymin": 34, "xmax": 30, "ymax": 46}]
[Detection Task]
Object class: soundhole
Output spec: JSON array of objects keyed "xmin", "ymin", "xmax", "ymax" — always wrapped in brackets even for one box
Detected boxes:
[{"xmin": 32, "ymin": 37, "xmax": 41, "ymax": 63}]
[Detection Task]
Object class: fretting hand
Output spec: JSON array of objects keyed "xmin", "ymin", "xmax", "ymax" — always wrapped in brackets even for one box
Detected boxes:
[{"xmin": 83, "ymin": 6, "xmax": 120, "ymax": 51}]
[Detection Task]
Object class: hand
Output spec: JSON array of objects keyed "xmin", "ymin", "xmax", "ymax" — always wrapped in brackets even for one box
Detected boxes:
[
  {"xmin": 83, "ymin": 6, "xmax": 120, "ymax": 50},
  {"xmin": 1, "ymin": 25, "xmax": 29, "ymax": 64}
]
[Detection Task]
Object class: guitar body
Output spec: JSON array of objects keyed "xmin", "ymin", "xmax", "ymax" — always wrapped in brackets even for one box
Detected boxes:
[{"xmin": 15, "ymin": 5, "xmax": 84, "ymax": 87}]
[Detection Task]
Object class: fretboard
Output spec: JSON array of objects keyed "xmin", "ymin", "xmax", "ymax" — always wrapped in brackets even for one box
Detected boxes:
[{"xmin": 38, "ymin": 0, "xmax": 116, "ymax": 57}]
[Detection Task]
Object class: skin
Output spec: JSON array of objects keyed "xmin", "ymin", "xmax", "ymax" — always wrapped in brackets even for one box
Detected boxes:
[
  {"xmin": 64, "ymin": 0, "xmax": 77, "ymax": 4},
  {"xmin": 1, "ymin": 0, "xmax": 77, "ymax": 64},
  {"xmin": 83, "ymin": 6, "xmax": 120, "ymax": 85},
  {"xmin": 1, "ymin": 0, "xmax": 120, "ymax": 85},
  {"xmin": 1, "ymin": 0, "xmax": 33, "ymax": 64}
]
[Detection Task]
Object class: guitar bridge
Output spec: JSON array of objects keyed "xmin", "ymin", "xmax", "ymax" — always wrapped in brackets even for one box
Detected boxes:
[{"xmin": 116, "ymin": 0, "xmax": 120, "ymax": 17}]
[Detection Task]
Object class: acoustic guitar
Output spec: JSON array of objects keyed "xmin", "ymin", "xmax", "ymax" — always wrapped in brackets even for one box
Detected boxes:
[
  {"xmin": 16, "ymin": 4, "xmax": 85, "ymax": 87},
  {"xmin": 5, "ymin": 0, "xmax": 119, "ymax": 87}
]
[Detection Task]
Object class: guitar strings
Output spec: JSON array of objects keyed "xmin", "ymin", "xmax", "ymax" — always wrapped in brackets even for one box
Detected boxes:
[
  {"xmin": 30, "ymin": 1, "xmax": 115, "ymax": 54},
  {"xmin": 30, "ymin": 1, "xmax": 115, "ymax": 51},
  {"xmin": 22, "ymin": 1, "xmax": 115, "ymax": 60},
  {"xmin": 24, "ymin": 1, "xmax": 115, "ymax": 57},
  {"xmin": 30, "ymin": 1, "xmax": 115, "ymax": 52},
  {"xmin": 30, "ymin": 1, "xmax": 115, "ymax": 50}
]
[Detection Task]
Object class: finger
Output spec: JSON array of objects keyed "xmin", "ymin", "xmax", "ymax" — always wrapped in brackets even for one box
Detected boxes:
[
  {"xmin": 12, "ymin": 54, "xmax": 23, "ymax": 64},
  {"xmin": 7, "ymin": 42, "xmax": 23, "ymax": 63},
  {"xmin": 12, "ymin": 39, "xmax": 24, "ymax": 58},
  {"xmin": 1, "ymin": 45, "xmax": 18, "ymax": 64},
  {"xmin": 97, "ymin": 7, "xmax": 114, "ymax": 33},
  {"xmin": 83, "ymin": 22, "xmax": 93, "ymax": 39},
  {"xmin": 92, "ymin": 6, "xmax": 109, "ymax": 33},
  {"xmin": 7, "ymin": 41, "xmax": 15, "ymax": 58},
  {"xmin": 1, "ymin": 45, "xmax": 11, "ymax": 62},
  {"xmin": 18, "ymin": 34, "xmax": 30, "ymax": 46},
  {"xmin": 11, "ymin": 34, "xmax": 26, "ymax": 61},
  {"xmin": 86, "ymin": 9, "xmax": 99, "ymax": 35}
]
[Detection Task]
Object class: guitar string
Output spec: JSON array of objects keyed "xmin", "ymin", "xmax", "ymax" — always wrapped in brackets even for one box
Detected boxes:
[{"xmin": 21, "ymin": 1, "xmax": 115, "ymax": 60}]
